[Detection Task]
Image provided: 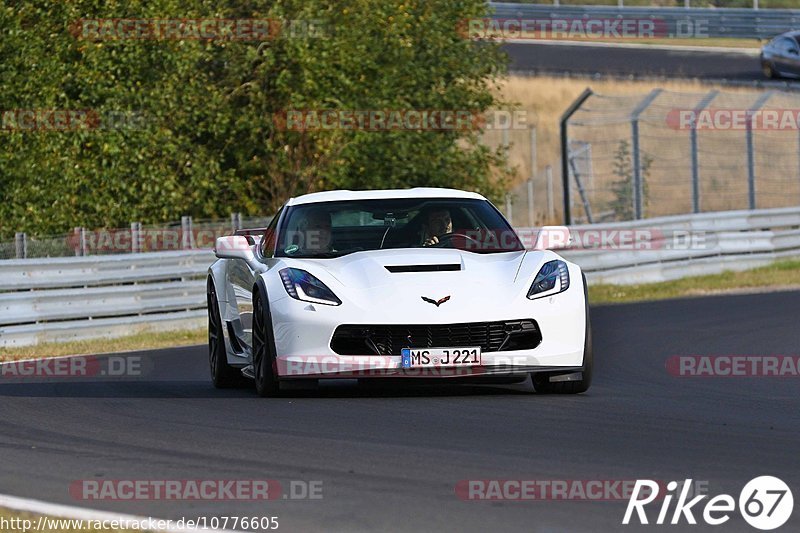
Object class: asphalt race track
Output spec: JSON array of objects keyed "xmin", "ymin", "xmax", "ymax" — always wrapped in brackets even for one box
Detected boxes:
[
  {"xmin": 1, "ymin": 291, "xmax": 798, "ymax": 532},
  {"xmin": 503, "ymin": 42, "xmax": 786, "ymax": 85}
]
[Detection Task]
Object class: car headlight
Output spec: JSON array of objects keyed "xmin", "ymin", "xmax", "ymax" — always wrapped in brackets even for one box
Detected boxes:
[
  {"xmin": 279, "ymin": 268, "xmax": 341, "ymax": 306},
  {"xmin": 527, "ymin": 260, "xmax": 570, "ymax": 300}
]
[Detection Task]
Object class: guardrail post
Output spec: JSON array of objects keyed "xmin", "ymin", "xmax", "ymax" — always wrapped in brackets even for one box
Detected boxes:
[
  {"xmin": 690, "ymin": 90, "xmax": 719, "ymax": 214},
  {"xmin": 131, "ymin": 222, "xmax": 142, "ymax": 253},
  {"xmin": 15, "ymin": 232, "xmax": 27, "ymax": 259},
  {"xmin": 630, "ymin": 89, "xmax": 663, "ymax": 220},
  {"xmin": 746, "ymin": 91, "xmax": 774, "ymax": 210},
  {"xmin": 546, "ymin": 165, "xmax": 555, "ymax": 222},
  {"xmin": 231, "ymin": 212, "xmax": 242, "ymax": 232},
  {"xmin": 181, "ymin": 216, "xmax": 194, "ymax": 249},
  {"xmin": 560, "ymin": 88, "xmax": 593, "ymax": 225},
  {"xmin": 505, "ymin": 193, "xmax": 513, "ymax": 224}
]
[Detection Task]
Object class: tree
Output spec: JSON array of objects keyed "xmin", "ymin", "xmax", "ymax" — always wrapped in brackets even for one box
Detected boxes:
[{"xmin": 0, "ymin": 0, "xmax": 511, "ymax": 239}]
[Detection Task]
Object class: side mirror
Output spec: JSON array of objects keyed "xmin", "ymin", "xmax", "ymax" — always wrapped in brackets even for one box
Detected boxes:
[
  {"xmin": 214, "ymin": 236, "xmax": 266, "ymax": 272},
  {"xmin": 790, "ymin": 49, "xmax": 799, "ymax": 56},
  {"xmin": 532, "ymin": 226, "xmax": 571, "ymax": 250}
]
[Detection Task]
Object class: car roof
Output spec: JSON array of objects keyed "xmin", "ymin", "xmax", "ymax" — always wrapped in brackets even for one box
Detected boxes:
[
  {"xmin": 776, "ymin": 31, "xmax": 800, "ymax": 43},
  {"xmin": 286, "ymin": 188, "xmax": 487, "ymax": 206}
]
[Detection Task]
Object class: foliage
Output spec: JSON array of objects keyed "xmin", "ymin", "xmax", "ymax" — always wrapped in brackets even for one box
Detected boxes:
[
  {"xmin": 608, "ymin": 139, "xmax": 652, "ymax": 221},
  {"xmin": 0, "ymin": 0, "xmax": 510, "ymax": 239}
]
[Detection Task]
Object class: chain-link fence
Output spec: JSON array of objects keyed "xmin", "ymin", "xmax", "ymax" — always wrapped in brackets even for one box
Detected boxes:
[
  {"xmin": 1, "ymin": 214, "xmax": 272, "ymax": 260},
  {"xmin": 479, "ymin": 116, "xmax": 567, "ymax": 227},
  {"xmin": 557, "ymin": 88, "xmax": 800, "ymax": 224}
]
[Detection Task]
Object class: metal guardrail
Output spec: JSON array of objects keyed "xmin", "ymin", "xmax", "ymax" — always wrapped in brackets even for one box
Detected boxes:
[
  {"xmin": 1, "ymin": 206, "xmax": 799, "ymax": 347},
  {"xmin": 0, "ymin": 250, "xmax": 212, "ymax": 347},
  {"xmin": 560, "ymin": 206, "xmax": 800, "ymax": 283},
  {"xmin": 489, "ymin": 2, "xmax": 800, "ymax": 40}
]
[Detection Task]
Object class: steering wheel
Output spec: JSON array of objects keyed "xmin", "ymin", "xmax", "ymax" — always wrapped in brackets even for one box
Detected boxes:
[{"xmin": 428, "ymin": 232, "xmax": 482, "ymax": 248}]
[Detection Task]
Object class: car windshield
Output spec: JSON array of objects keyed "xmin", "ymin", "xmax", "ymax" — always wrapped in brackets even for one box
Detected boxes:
[{"xmin": 275, "ymin": 198, "xmax": 523, "ymax": 258}]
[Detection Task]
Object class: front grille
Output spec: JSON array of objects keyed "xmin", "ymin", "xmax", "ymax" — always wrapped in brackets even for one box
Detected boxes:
[{"xmin": 330, "ymin": 319, "xmax": 542, "ymax": 356}]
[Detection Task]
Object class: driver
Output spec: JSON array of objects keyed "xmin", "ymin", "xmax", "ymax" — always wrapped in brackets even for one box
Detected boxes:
[{"xmin": 422, "ymin": 208, "xmax": 452, "ymax": 246}]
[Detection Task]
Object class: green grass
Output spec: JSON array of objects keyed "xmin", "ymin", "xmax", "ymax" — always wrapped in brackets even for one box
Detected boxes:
[
  {"xmin": 589, "ymin": 259, "xmax": 800, "ymax": 304},
  {"xmin": 0, "ymin": 328, "xmax": 206, "ymax": 362}
]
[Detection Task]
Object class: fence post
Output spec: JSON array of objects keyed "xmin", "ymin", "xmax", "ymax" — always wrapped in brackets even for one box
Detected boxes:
[
  {"xmin": 529, "ymin": 126, "xmax": 537, "ymax": 181},
  {"xmin": 231, "ymin": 212, "xmax": 242, "ymax": 233},
  {"xmin": 15, "ymin": 232, "xmax": 27, "ymax": 259},
  {"xmin": 73, "ymin": 228, "xmax": 82, "ymax": 256},
  {"xmin": 505, "ymin": 193, "xmax": 513, "ymax": 224},
  {"xmin": 568, "ymin": 144, "xmax": 594, "ymax": 224},
  {"xmin": 546, "ymin": 165, "xmax": 555, "ymax": 223},
  {"xmin": 181, "ymin": 216, "xmax": 194, "ymax": 249},
  {"xmin": 131, "ymin": 222, "xmax": 142, "ymax": 253},
  {"xmin": 560, "ymin": 88, "xmax": 593, "ymax": 225},
  {"xmin": 72, "ymin": 226, "xmax": 87, "ymax": 257},
  {"xmin": 746, "ymin": 91, "xmax": 774, "ymax": 210},
  {"xmin": 690, "ymin": 90, "xmax": 719, "ymax": 214},
  {"xmin": 630, "ymin": 89, "xmax": 663, "ymax": 220},
  {"xmin": 526, "ymin": 179, "xmax": 535, "ymax": 227}
]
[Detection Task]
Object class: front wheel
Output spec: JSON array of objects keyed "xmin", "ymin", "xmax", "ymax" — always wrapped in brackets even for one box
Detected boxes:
[
  {"xmin": 208, "ymin": 278, "xmax": 245, "ymax": 388},
  {"xmin": 253, "ymin": 290, "xmax": 280, "ymax": 397},
  {"xmin": 762, "ymin": 62, "xmax": 777, "ymax": 79},
  {"xmin": 532, "ymin": 274, "xmax": 593, "ymax": 394}
]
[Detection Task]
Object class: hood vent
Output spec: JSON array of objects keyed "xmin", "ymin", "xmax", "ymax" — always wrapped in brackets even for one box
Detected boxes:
[{"xmin": 385, "ymin": 264, "xmax": 461, "ymax": 273}]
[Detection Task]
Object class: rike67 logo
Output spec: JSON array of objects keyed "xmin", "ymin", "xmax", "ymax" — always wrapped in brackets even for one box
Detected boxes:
[{"xmin": 624, "ymin": 477, "xmax": 793, "ymax": 530}]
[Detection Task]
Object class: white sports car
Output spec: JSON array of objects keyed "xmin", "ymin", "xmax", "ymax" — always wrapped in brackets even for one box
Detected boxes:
[{"xmin": 207, "ymin": 188, "xmax": 592, "ymax": 396}]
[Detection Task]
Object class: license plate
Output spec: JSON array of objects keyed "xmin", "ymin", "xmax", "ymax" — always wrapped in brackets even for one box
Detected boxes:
[{"xmin": 401, "ymin": 347, "xmax": 481, "ymax": 369}]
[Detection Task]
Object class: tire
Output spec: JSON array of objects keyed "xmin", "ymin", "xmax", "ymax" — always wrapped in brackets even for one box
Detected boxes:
[
  {"xmin": 252, "ymin": 286, "xmax": 280, "ymax": 397},
  {"xmin": 207, "ymin": 277, "xmax": 244, "ymax": 388},
  {"xmin": 762, "ymin": 62, "xmax": 777, "ymax": 79},
  {"xmin": 532, "ymin": 274, "xmax": 593, "ymax": 394}
]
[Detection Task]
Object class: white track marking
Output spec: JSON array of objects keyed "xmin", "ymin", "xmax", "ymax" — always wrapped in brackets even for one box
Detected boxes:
[{"xmin": 0, "ymin": 492, "xmax": 240, "ymax": 532}]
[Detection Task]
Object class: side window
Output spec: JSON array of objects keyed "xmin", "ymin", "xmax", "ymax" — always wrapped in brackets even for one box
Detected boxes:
[
  {"xmin": 260, "ymin": 207, "xmax": 283, "ymax": 258},
  {"xmin": 780, "ymin": 38, "xmax": 798, "ymax": 55}
]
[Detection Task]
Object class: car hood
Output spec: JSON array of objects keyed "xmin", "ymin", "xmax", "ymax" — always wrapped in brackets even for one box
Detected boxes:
[{"xmin": 282, "ymin": 249, "xmax": 541, "ymax": 312}]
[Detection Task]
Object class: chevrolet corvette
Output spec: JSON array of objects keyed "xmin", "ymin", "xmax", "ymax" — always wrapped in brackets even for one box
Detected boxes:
[{"xmin": 207, "ymin": 188, "xmax": 592, "ymax": 396}]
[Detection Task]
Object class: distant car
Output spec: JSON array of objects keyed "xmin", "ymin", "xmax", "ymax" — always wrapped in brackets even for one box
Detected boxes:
[
  {"xmin": 761, "ymin": 31, "xmax": 800, "ymax": 78},
  {"xmin": 207, "ymin": 188, "xmax": 592, "ymax": 396}
]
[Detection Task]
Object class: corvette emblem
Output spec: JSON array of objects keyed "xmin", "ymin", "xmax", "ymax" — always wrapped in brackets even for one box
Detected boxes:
[{"xmin": 421, "ymin": 295, "xmax": 451, "ymax": 307}]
